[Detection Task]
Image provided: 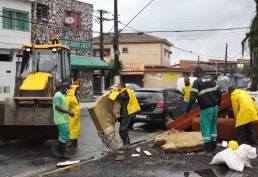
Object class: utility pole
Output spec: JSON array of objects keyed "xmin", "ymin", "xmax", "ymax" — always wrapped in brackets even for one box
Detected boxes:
[
  {"xmin": 224, "ymin": 43, "xmax": 228, "ymax": 76},
  {"xmin": 197, "ymin": 56, "xmax": 200, "ymax": 67},
  {"xmin": 99, "ymin": 10, "xmax": 104, "ymax": 61},
  {"xmin": 113, "ymin": 0, "xmax": 120, "ymax": 84},
  {"xmin": 97, "ymin": 9, "xmax": 111, "ymax": 92},
  {"xmin": 98, "ymin": 10, "xmax": 105, "ymax": 92}
]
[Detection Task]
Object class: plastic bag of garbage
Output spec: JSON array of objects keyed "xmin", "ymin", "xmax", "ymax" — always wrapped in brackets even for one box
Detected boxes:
[{"xmin": 210, "ymin": 144, "xmax": 257, "ymax": 172}]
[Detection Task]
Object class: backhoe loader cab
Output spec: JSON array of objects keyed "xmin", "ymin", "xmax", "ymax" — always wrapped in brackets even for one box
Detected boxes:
[
  {"xmin": 0, "ymin": 41, "xmax": 74, "ymax": 140},
  {"xmin": 17, "ymin": 43, "xmax": 72, "ymax": 96}
]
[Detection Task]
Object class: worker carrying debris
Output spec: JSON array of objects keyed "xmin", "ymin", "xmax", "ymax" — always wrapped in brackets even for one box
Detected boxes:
[
  {"xmin": 88, "ymin": 82, "xmax": 140, "ymax": 150},
  {"xmin": 109, "ymin": 82, "xmax": 141, "ymax": 150}
]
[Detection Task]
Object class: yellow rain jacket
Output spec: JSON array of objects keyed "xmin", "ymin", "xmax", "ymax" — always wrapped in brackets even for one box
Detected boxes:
[
  {"xmin": 231, "ymin": 89, "xmax": 258, "ymax": 127},
  {"xmin": 66, "ymin": 89, "xmax": 81, "ymax": 139},
  {"xmin": 109, "ymin": 87, "xmax": 141, "ymax": 115}
]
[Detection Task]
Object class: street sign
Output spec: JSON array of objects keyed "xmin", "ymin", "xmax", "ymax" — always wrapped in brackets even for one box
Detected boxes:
[
  {"xmin": 60, "ymin": 38, "xmax": 92, "ymax": 51},
  {"xmin": 114, "ymin": 50, "xmax": 120, "ymax": 55}
]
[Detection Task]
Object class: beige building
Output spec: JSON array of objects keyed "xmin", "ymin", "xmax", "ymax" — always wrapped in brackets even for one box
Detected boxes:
[{"xmin": 93, "ymin": 33, "xmax": 194, "ymax": 89}]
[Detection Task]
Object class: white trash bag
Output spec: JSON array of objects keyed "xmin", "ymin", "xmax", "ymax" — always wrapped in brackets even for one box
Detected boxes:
[{"xmin": 210, "ymin": 144, "xmax": 257, "ymax": 172}]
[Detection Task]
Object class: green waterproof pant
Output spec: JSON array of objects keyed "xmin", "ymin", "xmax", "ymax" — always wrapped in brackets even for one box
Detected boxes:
[
  {"xmin": 57, "ymin": 123, "xmax": 70, "ymax": 143},
  {"xmin": 200, "ymin": 105, "xmax": 218, "ymax": 143}
]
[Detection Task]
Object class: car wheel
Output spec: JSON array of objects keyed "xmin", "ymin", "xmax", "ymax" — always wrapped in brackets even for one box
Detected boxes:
[{"xmin": 162, "ymin": 113, "xmax": 173, "ymax": 129}]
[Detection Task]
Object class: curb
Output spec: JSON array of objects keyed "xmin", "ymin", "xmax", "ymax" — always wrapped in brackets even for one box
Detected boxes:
[{"xmin": 36, "ymin": 131, "xmax": 164, "ymax": 177}]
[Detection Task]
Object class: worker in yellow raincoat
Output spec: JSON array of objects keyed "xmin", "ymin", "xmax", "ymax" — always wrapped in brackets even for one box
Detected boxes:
[
  {"xmin": 109, "ymin": 82, "xmax": 140, "ymax": 150},
  {"xmin": 228, "ymin": 86, "xmax": 258, "ymax": 145},
  {"xmin": 66, "ymin": 85, "xmax": 81, "ymax": 151}
]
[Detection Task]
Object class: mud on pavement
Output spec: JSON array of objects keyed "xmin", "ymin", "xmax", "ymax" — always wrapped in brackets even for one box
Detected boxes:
[{"xmin": 40, "ymin": 140, "xmax": 258, "ymax": 177}]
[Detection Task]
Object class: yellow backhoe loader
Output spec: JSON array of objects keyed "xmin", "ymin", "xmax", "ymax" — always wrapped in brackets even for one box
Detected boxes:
[{"xmin": 0, "ymin": 36, "xmax": 77, "ymax": 140}]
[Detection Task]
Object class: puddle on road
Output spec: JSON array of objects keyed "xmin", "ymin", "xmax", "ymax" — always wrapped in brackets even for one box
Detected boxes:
[
  {"xmin": 144, "ymin": 168, "xmax": 243, "ymax": 177},
  {"xmin": 64, "ymin": 164, "xmax": 82, "ymax": 173}
]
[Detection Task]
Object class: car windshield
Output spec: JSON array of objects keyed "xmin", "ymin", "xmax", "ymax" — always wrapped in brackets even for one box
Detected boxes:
[{"xmin": 134, "ymin": 91, "xmax": 163, "ymax": 103}]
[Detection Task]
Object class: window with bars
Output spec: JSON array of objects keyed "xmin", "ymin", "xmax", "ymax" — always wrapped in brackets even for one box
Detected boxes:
[
  {"xmin": 65, "ymin": 11, "xmax": 80, "ymax": 29},
  {"xmin": 103, "ymin": 49, "xmax": 111, "ymax": 56},
  {"xmin": 3, "ymin": 8, "xmax": 29, "ymax": 31},
  {"xmin": 122, "ymin": 48, "xmax": 128, "ymax": 54},
  {"xmin": 36, "ymin": 4, "xmax": 49, "ymax": 23},
  {"xmin": 3, "ymin": 86, "xmax": 10, "ymax": 93}
]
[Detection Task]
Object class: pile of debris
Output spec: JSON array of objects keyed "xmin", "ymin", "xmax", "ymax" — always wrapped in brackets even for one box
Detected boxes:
[{"xmin": 154, "ymin": 130, "xmax": 204, "ymax": 153}]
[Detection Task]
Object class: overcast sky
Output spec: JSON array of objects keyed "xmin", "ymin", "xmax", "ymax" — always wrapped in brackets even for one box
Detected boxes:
[{"xmin": 81, "ymin": 0, "xmax": 256, "ymax": 65}]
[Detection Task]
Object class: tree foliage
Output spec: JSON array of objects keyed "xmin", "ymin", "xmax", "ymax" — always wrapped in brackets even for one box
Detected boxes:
[
  {"xmin": 104, "ymin": 58, "xmax": 124, "ymax": 79},
  {"xmin": 238, "ymin": 63, "xmax": 251, "ymax": 75},
  {"xmin": 242, "ymin": 1, "xmax": 258, "ymax": 90}
]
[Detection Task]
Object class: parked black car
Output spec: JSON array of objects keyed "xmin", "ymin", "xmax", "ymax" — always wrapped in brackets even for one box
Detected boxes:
[
  {"xmin": 130, "ymin": 88, "xmax": 184, "ymax": 129},
  {"xmin": 102, "ymin": 83, "xmax": 141, "ymax": 94}
]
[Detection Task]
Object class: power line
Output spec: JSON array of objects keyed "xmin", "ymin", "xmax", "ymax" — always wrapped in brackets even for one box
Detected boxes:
[
  {"xmin": 100, "ymin": 18, "xmax": 249, "ymax": 60},
  {"xmin": 120, "ymin": 0, "xmax": 154, "ymax": 32},
  {"xmin": 230, "ymin": 48, "xmax": 250, "ymax": 60},
  {"xmin": 230, "ymin": 51, "xmax": 242, "ymax": 60},
  {"xmin": 111, "ymin": 17, "xmax": 249, "ymax": 34},
  {"xmin": 108, "ymin": 0, "xmax": 154, "ymax": 33},
  {"xmin": 123, "ymin": 14, "xmax": 245, "ymax": 25},
  {"xmin": 123, "ymin": 21, "xmax": 249, "ymax": 31},
  {"xmin": 170, "ymin": 33, "xmax": 246, "ymax": 41},
  {"xmin": 118, "ymin": 21, "xmax": 142, "ymax": 33},
  {"xmin": 172, "ymin": 45, "xmax": 225, "ymax": 59},
  {"xmin": 123, "ymin": 29, "xmax": 246, "ymax": 38},
  {"xmin": 141, "ymin": 27, "xmax": 249, "ymax": 33}
]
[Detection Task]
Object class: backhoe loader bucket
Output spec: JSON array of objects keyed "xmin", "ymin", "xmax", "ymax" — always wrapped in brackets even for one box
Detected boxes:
[{"xmin": 0, "ymin": 97, "xmax": 58, "ymax": 140}]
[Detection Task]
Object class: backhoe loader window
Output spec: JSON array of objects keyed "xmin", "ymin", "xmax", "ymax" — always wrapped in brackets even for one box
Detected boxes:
[
  {"xmin": 62, "ymin": 49, "xmax": 71, "ymax": 82},
  {"xmin": 20, "ymin": 51, "xmax": 31, "ymax": 77},
  {"xmin": 36, "ymin": 49, "xmax": 61, "ymax": 80}
]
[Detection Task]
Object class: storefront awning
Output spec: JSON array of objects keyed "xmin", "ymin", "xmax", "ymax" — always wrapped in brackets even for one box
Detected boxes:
[
  {"xmin": 70, "ymin": 55, "xmax": 109, "ymax": 69},
  {"xmin": 120, "ymin": 71, "xmax": 144, "ymax": 75}
]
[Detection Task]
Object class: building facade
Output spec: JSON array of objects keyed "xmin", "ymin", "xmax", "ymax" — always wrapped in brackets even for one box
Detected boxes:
[
  {"xmin": 93, "ymin": 33, "xmax": 192, "ymax": 89},
  {"xmin": 31, "ymin": 0, "xmax": 94, "ymax": 100},
  {"xmin": 180, "ymin": 59, "xmax": 250, "ymax": 76},
  {"xmin": 0, "ymin": 0, "xmax": 32, "ymax": 101}
]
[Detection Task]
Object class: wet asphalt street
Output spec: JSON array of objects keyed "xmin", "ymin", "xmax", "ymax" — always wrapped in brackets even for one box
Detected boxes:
[{"xmin": 0, "ymin": 102, "xmax": 164, "ymax": 177}]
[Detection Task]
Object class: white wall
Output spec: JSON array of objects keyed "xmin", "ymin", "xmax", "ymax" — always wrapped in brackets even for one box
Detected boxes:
[{"xmin": 0, "ymin": 0, "xmax": 31, "ymax": 101}]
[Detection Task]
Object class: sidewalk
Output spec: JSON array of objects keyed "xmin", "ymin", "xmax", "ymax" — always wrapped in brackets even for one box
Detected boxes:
[{"xmin": 79, "ymin": 95, "xmax": 100, "ymax": 110}]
